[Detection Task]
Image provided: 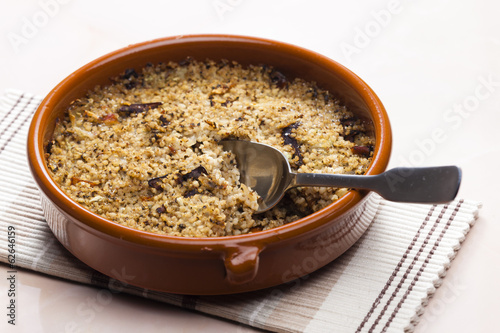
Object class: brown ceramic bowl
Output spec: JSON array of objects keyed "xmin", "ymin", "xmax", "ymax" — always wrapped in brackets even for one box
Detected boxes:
[{"xmin": 27, "ymin": 34, "xmax": 392, "ymax": 295}]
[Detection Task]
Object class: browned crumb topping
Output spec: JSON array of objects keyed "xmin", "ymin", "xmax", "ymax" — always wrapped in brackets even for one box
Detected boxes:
[{"xmin": 46, "ymin": 58, "xmax": 374, "ymax": 237}]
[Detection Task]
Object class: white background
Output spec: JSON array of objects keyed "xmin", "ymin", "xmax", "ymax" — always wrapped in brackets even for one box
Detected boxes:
[{"xmin": 1, "ymin": 0, "xmax": 499, "ymax": 332}]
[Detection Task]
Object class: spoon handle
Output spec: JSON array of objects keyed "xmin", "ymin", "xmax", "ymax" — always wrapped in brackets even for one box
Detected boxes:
[{"xmin": 291, "ymin": 166, "xmax": 461, "ymax": 203}]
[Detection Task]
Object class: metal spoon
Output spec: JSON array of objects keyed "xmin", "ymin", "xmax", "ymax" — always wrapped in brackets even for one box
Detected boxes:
[{"xmin": 221, "ymin": 140, "xmax": 461, "ymax": 213}]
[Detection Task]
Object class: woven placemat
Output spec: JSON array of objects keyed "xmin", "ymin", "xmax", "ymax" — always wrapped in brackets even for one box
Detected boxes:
[{"xmin": 0, "ymin": 90, "xmax": 481, "ymax": 332}]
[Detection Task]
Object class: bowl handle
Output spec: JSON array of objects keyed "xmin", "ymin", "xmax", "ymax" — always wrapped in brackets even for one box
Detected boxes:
[{"xmin": 223, "ymin": 245, "xmax": 262, "ymax": 285}]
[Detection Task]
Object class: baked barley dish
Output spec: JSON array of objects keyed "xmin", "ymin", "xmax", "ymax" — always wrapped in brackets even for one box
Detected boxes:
[{"xmin": 46, "ymin": 58, "xmax": 375, "ymax": 237}]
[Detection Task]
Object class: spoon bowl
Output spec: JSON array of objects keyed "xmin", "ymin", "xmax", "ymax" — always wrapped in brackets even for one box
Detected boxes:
[{"xmin": 221, "ymin": 140, "xmax": 461, "ymax": 213}]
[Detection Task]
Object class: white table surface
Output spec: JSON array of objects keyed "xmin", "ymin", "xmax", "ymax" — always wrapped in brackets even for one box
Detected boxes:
[{"xmin": 1, "ymin": 0, "xmax": 499, "ymax": 332}]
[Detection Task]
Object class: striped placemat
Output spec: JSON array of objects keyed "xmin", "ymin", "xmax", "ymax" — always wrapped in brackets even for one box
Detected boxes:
[{"xmin": 0, "ymin": 90, "xmax": 481, "ymax": 333}]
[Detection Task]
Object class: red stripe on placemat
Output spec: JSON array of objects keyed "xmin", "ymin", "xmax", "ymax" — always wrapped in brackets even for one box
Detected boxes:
[
  {"xmin": 367, "ymin": 204, "xmax": 450, "ymax": 332},
  {"xmin": 182, "ymin": 295, "xmax": 200, "ymax": 310},
  {"xmin": 0, "ymin": 93, "xmax": 24, "ymax": 129},
  {"xmin": 380, "ymin": 199, "xmax": 464, "ymax": 332},
  {"xmin": 0, "ymin": 95, "xmax": 35, "ymax": 155},
  {"xmin": 356, "ymin": 204, "xmax": 437, "ymax": 332}
]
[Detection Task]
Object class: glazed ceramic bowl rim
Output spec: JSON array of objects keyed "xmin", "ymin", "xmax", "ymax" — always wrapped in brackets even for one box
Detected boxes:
[{"xmin": 28, "ymin": 34, "xmax": 392, "ymax": 251}]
